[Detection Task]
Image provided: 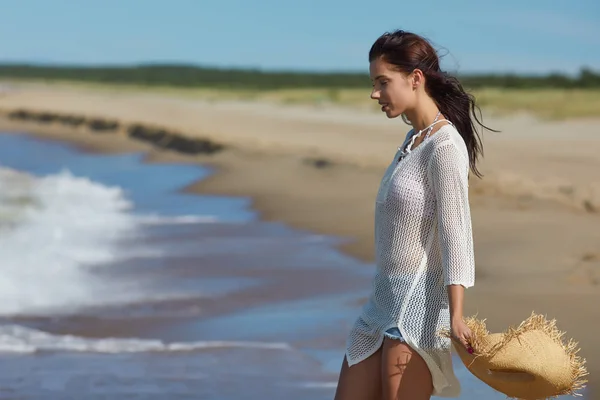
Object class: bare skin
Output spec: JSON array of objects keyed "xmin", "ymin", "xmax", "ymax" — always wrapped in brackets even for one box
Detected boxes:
[
  {"xmin": 333, "ymin": 352, "xmax": 382, "ymax": 400},
  {"xmin": 447, "ymin": 284, "xmax": 474, "ymax": 350},
  {"xmin": 334, "ymin": 338, "xmax": 434, "ymax": 400},
  {"xmin": 381, "ymin": 338, "xmax": 434, "ymax": 400}
]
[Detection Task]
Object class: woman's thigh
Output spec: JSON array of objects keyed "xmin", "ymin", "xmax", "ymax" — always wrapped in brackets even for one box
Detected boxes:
[
  {"xmin": 334, "ymin": 350, "xmax": 382, "ymax": 400},
  {"xmin": 381, "ymin": 337, "xmax": 433, "ymax": 400}
]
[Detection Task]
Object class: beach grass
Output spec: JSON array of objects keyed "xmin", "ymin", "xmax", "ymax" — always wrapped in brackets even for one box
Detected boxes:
[
  {"xmin": 473, "ymin": 88, "xmax": 600, "ymax": 120},
  {"xmin": 5, "ymin": 79, "xmax": 600, "ymax": 120}
]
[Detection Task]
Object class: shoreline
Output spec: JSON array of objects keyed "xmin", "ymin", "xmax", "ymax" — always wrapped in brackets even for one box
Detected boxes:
[
  {"xmin": 0, "ymin": 115, "xmax": 382, "ymax": 263},
  {"xmin": 1, "ymin": 86, "xmax": 599, "ymax": 397}
]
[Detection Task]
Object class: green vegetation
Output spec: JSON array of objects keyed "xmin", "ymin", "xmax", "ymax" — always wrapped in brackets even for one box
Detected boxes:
[
  {"xmin": 473, "ymin": 88, "xmax": 600, "ymax": 119},
  {"xmin": 0, "ymin": 64, "xmax": 599, "ymax": 90},
  {"xmin": 1, "ymin": 64, "xmax": 599, "ymax": 119}
]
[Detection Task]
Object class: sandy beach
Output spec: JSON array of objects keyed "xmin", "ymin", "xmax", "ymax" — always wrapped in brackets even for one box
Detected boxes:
[{"xmin": 1, "ymin": 83, "xmax": 599, "ymax": 397}]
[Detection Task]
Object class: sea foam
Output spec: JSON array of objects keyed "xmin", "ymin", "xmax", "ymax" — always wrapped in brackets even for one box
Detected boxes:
[
  {"xmin": 0, "ymin": 324, "xmax": 290, "ymax": 354},
  {"xmin": 0, "ymin": 167, "xmax": 197, "ymax": 315}
]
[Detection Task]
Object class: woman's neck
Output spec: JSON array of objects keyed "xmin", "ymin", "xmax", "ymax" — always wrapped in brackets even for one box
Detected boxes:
[{"xmin": 405, "ymin": 98, "xmax": 441, "ymax": 133}]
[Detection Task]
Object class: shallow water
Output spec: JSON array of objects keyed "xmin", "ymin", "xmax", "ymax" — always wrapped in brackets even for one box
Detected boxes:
[{"xmin": 0, "ymin": 132, "xmax": 587, "ymax": 399}]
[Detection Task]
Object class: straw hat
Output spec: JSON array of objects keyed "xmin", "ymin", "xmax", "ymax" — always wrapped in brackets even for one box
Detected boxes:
[{"xmin": 443, "ymin": 312, "xmax": 588, "ymax": 400}]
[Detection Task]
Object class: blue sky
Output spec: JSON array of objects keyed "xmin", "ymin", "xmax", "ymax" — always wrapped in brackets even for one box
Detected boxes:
[{"xmin": 1, "ymin": 0, "xmax": 598, "ymax": 74}]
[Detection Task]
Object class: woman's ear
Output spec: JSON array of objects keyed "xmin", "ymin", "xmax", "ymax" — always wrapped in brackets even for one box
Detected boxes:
[{"xmin": 412, "ymin": 69, "xmax": 424, "ymax": 90}]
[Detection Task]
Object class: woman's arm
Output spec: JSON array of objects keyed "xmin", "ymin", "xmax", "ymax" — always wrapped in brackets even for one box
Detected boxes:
[
  {"xmin": 427, "ymin": 141, "xmax": 475, "ymax": 289},
  {"xmin": 447, "ymin": 284, "xmax": 465, "ymax": 323},
  {"xmin": 448, "ymin": 283, "xmax": 473, "ymax": 352},
  {"xmin": 428, "ymin": 140, "xmax": 475, "ymax": 351}
]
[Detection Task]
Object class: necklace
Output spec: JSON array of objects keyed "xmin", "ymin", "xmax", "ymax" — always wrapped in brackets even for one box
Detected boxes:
[{"xmin": 397, "ymin": 111, "xmax": 441, "ymax": 157}]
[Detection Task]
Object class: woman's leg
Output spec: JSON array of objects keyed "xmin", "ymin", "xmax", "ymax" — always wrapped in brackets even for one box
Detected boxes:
[
  {"xmin": 381, "ymin": 337, "xmax": 433, "ymax": 400},
  {"xmin": 333, "ymin": 350, "xmax": 382, "ymax": 400}
]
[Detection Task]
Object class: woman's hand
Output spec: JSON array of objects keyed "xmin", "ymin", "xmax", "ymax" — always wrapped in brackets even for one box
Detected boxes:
[
  {"xmin": 446, "ymin": 285, "xmax": 474, "ymax": 354},
  {"xmin": 451, "ymin": 317, "xmax": 474, "ymax": 354}
]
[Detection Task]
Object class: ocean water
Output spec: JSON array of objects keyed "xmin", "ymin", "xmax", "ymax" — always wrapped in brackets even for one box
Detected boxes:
[{"xmin": 0, "ymin": 132, "xmax": 587, "ymax": 399}]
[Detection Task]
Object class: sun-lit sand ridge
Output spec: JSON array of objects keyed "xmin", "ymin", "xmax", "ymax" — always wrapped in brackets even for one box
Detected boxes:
[{"xmin": 1, "ymin": 83, "xmax": 599, "ymax": 398}]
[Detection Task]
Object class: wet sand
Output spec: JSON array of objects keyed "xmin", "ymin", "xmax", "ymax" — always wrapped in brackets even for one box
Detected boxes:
[{"xmin": 1, "ymin": 83, "xmax": 599, "ymax": 397}]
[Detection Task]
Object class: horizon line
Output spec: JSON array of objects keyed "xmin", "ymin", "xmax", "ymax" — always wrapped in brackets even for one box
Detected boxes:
[{"xmin": 0, "ymin": 61, "xmax": 597, "ymax": 78}]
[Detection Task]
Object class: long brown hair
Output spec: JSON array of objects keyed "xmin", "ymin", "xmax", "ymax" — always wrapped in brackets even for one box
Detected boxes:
[{"xmin": 369, "ymin": 30, "xmax": 496, "ymax": 178}]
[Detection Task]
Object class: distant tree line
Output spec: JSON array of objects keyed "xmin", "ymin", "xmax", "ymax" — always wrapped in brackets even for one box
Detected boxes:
[{"xmin": 0, "ymin": 64, "xmax": 598, "ymax": 90}]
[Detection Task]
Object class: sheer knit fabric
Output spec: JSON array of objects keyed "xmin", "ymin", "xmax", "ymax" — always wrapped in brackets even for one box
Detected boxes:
[{"xmin": 345, "ymin": 124, "xmax": 475, "ymax": 398}]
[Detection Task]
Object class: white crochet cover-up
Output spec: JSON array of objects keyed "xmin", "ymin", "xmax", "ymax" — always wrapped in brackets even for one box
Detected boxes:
[{"xmin": 346, "ymin": 123, "xmax": 475, "ymax": 398}]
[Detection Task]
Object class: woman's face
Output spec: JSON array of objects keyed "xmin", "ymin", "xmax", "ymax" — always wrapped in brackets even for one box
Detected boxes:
[{"xmin": 369, "ymin": 57, "xmax": 415, "ymax": 119}]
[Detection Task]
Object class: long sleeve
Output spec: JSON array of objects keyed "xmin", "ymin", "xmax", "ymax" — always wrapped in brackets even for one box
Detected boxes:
[{"xmin": 428, "ymin": 141, "xmax": 475, "ymax": 288}]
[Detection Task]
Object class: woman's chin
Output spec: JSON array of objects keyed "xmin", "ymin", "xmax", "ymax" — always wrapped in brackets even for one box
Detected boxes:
[{"xmin": 385, "ymin": 109, "xmax": 402, "ymax": 119}]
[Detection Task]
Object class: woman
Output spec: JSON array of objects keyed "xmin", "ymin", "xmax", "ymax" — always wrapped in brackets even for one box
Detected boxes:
[{"xmin": 334, "ymin": 30, "xmax": 495, "ymax": 400}]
